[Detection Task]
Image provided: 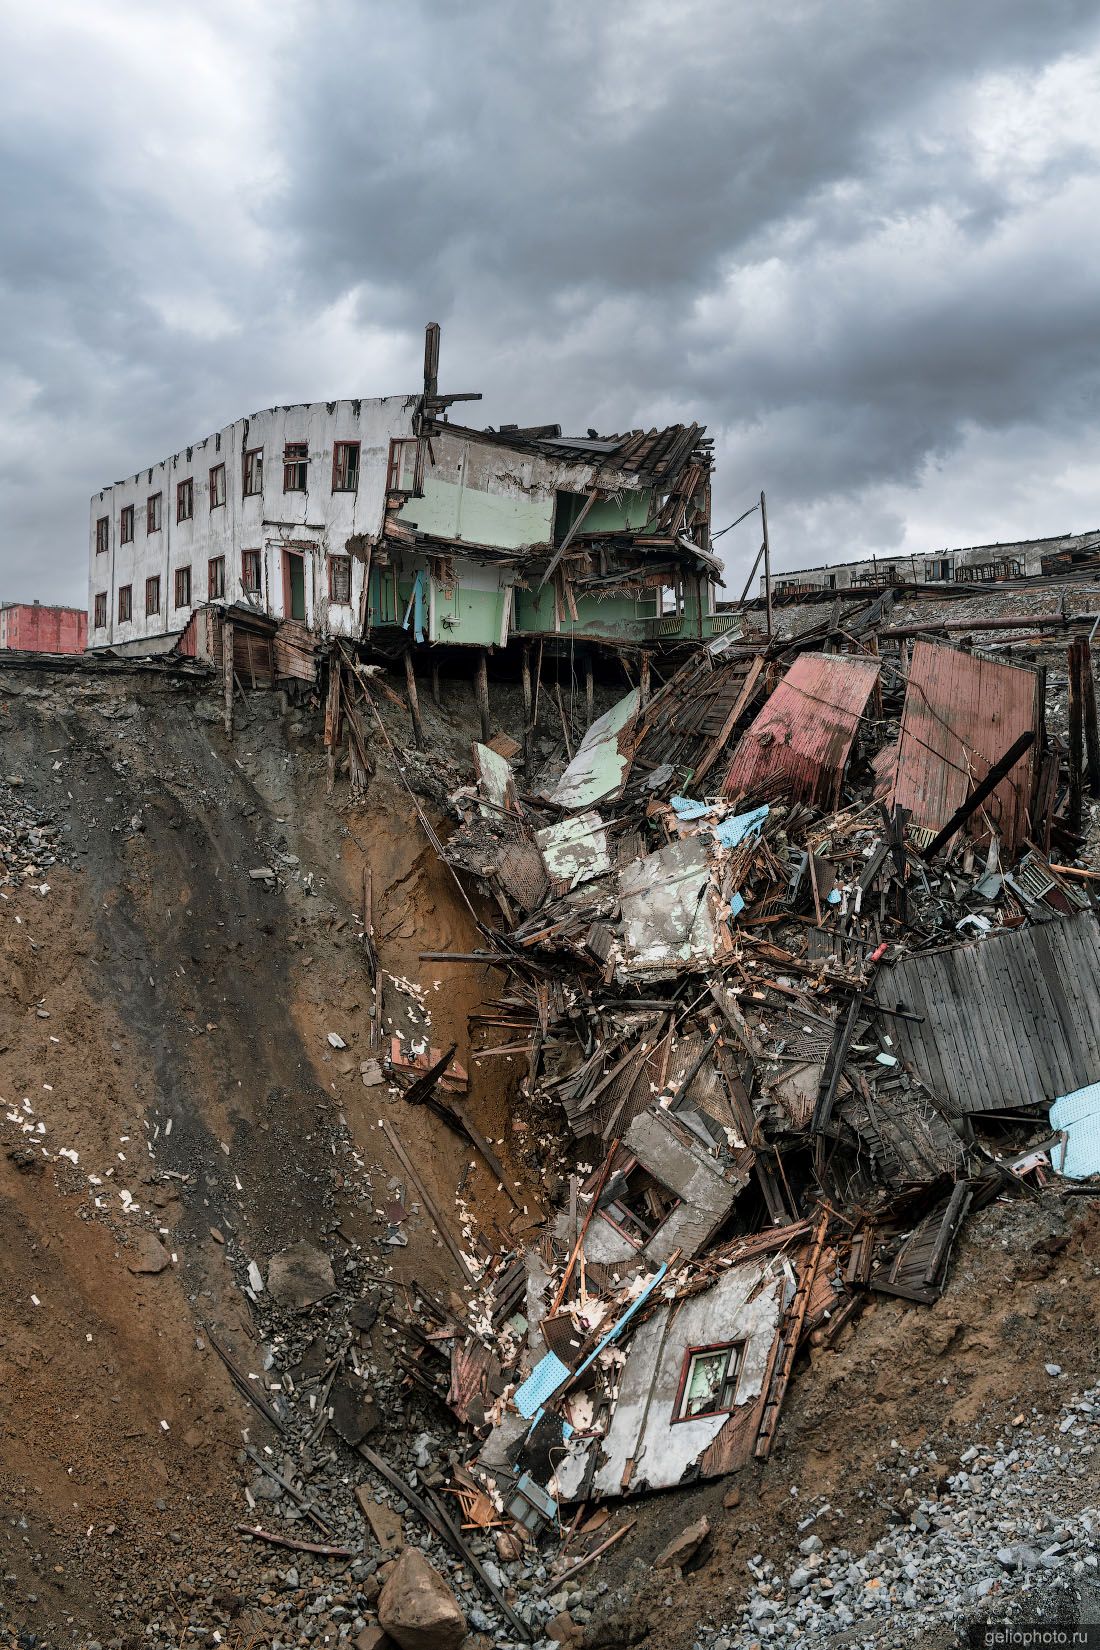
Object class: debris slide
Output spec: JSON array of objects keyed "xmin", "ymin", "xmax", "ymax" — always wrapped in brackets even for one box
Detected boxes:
[{"xmin": 3, "ymin": 584, "xmax": 1100, "ymax": 1650}]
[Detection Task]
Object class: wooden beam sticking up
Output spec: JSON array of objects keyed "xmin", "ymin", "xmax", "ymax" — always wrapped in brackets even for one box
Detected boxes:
[
  {"xmin": 222, "ymin": 620, "xmax": 235, "ymax": 738},
  {"xmin": 584, "ymin": 653, "xmax": 594, "ymax": 729},
  {"xmin": 754, "ymin": 1207, "xmax": 828, "ymax": 1460},
  {"xmin": 919, "ymin": 729, "xmax": 1036, "ymax": 860},
  {"xmin": 1069, "ymin": 640, "xmax": 1084, "ymax": 831},
  {"xmin": 521, "ymin": 644, "xmax": 535, "ymax": 780},
  {"xmin": 761, "ymin": 490, "xmax": 773, "ymax": 639},
  {"xmin": 430, "ymin": 659, "xmax": 442, "ymax": 708},
  {"xmin": 1076, "ymin": 638, "xmax": 1100, "ymax": 799},
  {"xmin": 475, "ymin": 649, "xmax": 491, "ymax": 743},
  {"xmin": 403, "ymin": 648, "xmax": 425, "ymax": 750}
]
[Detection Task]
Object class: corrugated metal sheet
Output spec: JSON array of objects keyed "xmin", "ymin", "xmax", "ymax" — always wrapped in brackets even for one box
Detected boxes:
[
  {"xmin": 722, "ymin": 653, "xmax": 880, "ymax": 808},
  {"xmin": 874, "ymin": 911, "xmax": 1100, "ymax": 1115},
  {"xmin": 889, "ymin": 641, "xmax": 1040, "ymax": 854}
]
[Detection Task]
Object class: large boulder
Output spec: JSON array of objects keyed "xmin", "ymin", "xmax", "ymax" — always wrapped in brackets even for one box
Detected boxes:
[{"xmin": 377, "ymin": 1549, "xmax": 466, "ymax": 1650}]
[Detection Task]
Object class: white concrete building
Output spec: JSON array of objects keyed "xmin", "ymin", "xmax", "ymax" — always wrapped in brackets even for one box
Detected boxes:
[{"xmin": 88, "ymin": 396, "xmax": 419, "ymax": 651}]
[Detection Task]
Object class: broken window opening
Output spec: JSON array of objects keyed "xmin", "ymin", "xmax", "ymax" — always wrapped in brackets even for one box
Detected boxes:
[
  {"xmin": 553, "ymin": 490, "xmax": 592, "ymax": 547},
  {"xmin": 95, "ymin": 516, "xmax": 109, "ymax": 554},
  {"xmin": 283, "ymin": 441, "xmax": 308, "ymax": 492},
  {"xmin": 117, "ymin": 584, "xmax": 133, "ymax": 623},
  {"xmin": 145, "ymin": 575, "xmax": 161, "ymax": 616},
  {"xmin": 674, "ymin": 1342, "xmax": 744, "ymax": 1422},
  {"xmin": 174, "ymin": 566, "xmax": 192, "ymax": 609},
  {"xmin": 147, "ymin": 493, "xmax": 162, "ymax": 534},
  {"xmin": 332, "ymin": 440, "xmax": 360, "ymax": 493},
  {"xmin": 209, "ymin": 462, "xmax": 226, "ymax": 509},
  {"xmin": 93, "ymin": 592, "xmax": 107, "ymax": 629},
  {"xmin": 176, "ymin": 477, "xmax": 194, "ymax": 522},
  {"xmin": 208, "ymin": 555, "xmax": 226, "ymax": 600},
  {"xmin": 120, "ymin": 505, "xmax": 134, "ymax": 544},
  {"xmin": 243, "ymin": 447, "xmax": 263, "ymax": 497},
  {"xmin": 386, "ymin": 437, "xmax": 418, "ymax": 494},
  {"xmin": 597, "ymin": 1158, "xmax": 680, "ymax": 1249},
  {"xmin": 328, "ymin": 553, "xmax": 352, "ymax": 605},
  {"xmin": 241, "ymin": 549, "xmax": 262, "ymax": 595}
]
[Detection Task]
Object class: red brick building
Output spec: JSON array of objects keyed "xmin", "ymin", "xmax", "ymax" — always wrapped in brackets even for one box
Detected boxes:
[{"xmin": 0, "ymin": 602, "xmax": 88, "ymax": 653}]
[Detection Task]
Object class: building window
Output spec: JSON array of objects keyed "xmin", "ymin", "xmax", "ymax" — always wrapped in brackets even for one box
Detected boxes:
[
  {"xmin": 243, "ymin": 447, "xmax": 263, "ymax": 497},
  {"xmin": 283, "ymin": 441, "xmax": 308, "ymax": 491},
  {"xmin": 553, "ymin": 490, "xmax": 591, "ymax": 547},
  {"xmin": 118, "ymin": 584, "xmax": 133, "ymax": 623},
  {"xmin": 674, "ymin": 1343, "xmax": 744, "ymax": 1422},
  {"xmin": 147, "ymin": 493, "xmax": 162, "ymax": 533},
  {"xmin": 177, "ymin": 477, "xmax": 194, "ymax": 522},
  {"xmin": 242, "ymin": 549, "xmax": 262, "ymax": 594},
  {"xmin": 94, "ymin": 592, "xmax": 107, "ymax": 629},
  {"xmin": 120, "ymin": 505, "xmax": 134, "ymax": 544},
  {"xmin": 145, "ymin": 575, "xmax": 161, "ymax": 616},
  {"xmin": 386, "ymin": 437, "xmax": 418, "ymax": 493},
  {"xmin": 332, "ymin": 440, "xmax": 360, "ymax": 493},
  {"xmin": 597, "ymin": 1159, "xmax": 679, "ymax": 1249},
  {"xmin": 210, "ymin": 462, "xmax": 226, "ymax": 509},
  {"xmin": 96, "ymin": 516, "xmax": 109, "ymax": 554},
  {"xmin": 174, "ymin": 566, "xmax": 192, "ymax": 609},
  {"xmin": 208, "ymin": 556, "xmax": 226, "ymax": 599},
  {"xmin": 328, "ymin": 553, "xmax": 352, "ymax": 605}
]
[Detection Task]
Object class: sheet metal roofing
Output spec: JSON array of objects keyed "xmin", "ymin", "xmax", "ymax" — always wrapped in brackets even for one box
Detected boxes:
[{"xmin": 722, "ymin": 652, "xmax": 881, "ymax": 809}]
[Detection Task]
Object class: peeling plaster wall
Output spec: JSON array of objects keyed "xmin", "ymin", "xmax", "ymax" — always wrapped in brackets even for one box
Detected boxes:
[
  {"xmin": 589, "ymin": 1261, "xmax": 784, "ymax": 1496},
  {"xmin": 89, "ymin": 396, "xmax": 417, "ymax": 650}
]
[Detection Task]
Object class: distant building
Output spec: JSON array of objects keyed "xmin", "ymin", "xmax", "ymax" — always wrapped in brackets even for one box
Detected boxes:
[
  {"xmin": 0, "ymin": 601, "xmax": 87, "ymax": 653},
  {"xmin": 88, "ymin": 326, "xmax": 723, "ymax": 659},
  {"xmin": 760, "ymin": 528, "xmax": 1100, "ymax": 599}
]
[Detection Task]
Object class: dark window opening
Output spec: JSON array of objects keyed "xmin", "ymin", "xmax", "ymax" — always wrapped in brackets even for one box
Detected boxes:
[
  {"xmin": 120, "ymin": 505, "xmax": 134, "ymax": 544},
  {"xmin": 117, "ymin": 584, "xmax": 133, "ymax": 623},
  {"xmin": 176, "ymin": 477, "xmax": 193, "ymax": 522},
  {"xmin": 328, "ymin": 553, "xmax": 352, "ymax": 604},
  {"xmin": 386, "ymin": 437, "xmax": 418, "ymax": 493},
  {"xmin": 210, "ymin": 462, "xmax": 226, "ymax": 509},
  {"xmin": 93, "ymin": 592, "xmax": 107, "ymax": 629},
  {"xmin": 553, "ymin": 489, "xmax": 591, "ymax": 547},
  {"xmin": 147, "ymin": 493, "xmax": 162, "ymax": 533},
  {"xmin": 597, "ymin": 1159, "xmax": 680, "ymax": 1249},
  {"xmin": 95, "ymin": 516, "xmax": 109, "ymax": 554},
  {"xmin": 208, "ymin": 555, "xmax": 226, "ymax": 599},
  {"xmin": 243, "ymin": 447, "xmax": 263, "ymax": 497},
  {"xmin": 145, "ymin": 575, "xmax": 161, "ymax": 616},
  {"xmin": 332, "ymin": 440, "xmax": 360, "ymax": 493},
  {"xmin": 283, "ymin": 549, "xmax": 306, "ymax": 622},
  {"xmin": 241, "ymin": 549, "xmax": 262, "ymax": 594},
  {"xmin": 674, "ymin": 1342, "xmax": 744, "ymax": 1422},
  {"xmin": 283, "ymin": 441, "xmax": 308, "ymax": 492},
  {"xmin": 174, "ymin": 566, "xmax": 192, "ymax": 609}
]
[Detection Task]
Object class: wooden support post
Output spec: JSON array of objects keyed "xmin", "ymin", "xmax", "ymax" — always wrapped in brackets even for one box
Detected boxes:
[
  {"xmin": 1068, "ymin": 641, "xmax": 1083, "ymax": 831},
  {"xmin": 222, "ymin": 620, "xmax": 234, "ymax": 738},
  {"xmin": 584, "ymin": 653, "xmax": 594, "ymax": 729},
  {"xmin": 430, "ymin": 659, "xmax": 442, "ymax": 708},
  {"xmin": 521, "ymin": 643, "xmax": 534, "ymax": 780},
  {"xmin": 761, "ymin": 489, "xmax": 773, "ymax": 639},
  {"xmin": 403, "ymin": 649, "xmax": 425, "ymax": 750},
  {"xmin": 475, "ymin": 649, "xmax": 491, "ymax": 743},
  {"xmin": 639, "ymin": 652, "xmax": 651, "ymax": 710},
  {"xmin": 1079, "ymin": 639, "xmax": 1100, "ymax": 799}
]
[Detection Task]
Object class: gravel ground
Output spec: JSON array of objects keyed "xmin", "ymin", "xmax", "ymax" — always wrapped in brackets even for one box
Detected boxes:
[{"xmin": 696, "ymin": 1380, "xmax": 1100, "ymax": 1650}]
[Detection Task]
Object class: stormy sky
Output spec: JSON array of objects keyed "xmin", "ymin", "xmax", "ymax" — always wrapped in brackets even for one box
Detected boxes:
[{"xmin": 3, "ymin": 0, "xmax": 1100, "ymax": 606}]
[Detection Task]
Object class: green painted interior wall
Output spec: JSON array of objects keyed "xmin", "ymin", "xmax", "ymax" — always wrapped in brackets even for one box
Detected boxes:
[
  {"xmin": 399, "ymin": 478, "xmax": 552, "ymax": 550},
  {"xmin": 430, "ymin": 579, "xmax": 503, "ymax": 646}
]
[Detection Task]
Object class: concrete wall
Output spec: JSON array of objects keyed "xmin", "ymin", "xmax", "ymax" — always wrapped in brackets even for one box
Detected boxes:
[
  {"xmin": 0, "ymin": 604, "xmax": 87, "ymax": 653},
  {"xmin": 761, "ymin": 529, "xmax": 1100, "ymax": 597},
  {"xmin": 88, "ymin": 396, "xmax": 418, "ymax": 649}
]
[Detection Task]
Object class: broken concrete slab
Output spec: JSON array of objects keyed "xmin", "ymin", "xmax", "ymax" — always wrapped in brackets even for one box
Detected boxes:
[
  {"xmin": 377, "ymin": 1548, "xmax": 466, "ymax": 1650},
  {"xmin": 355, "ymin": 1490, "xmax": 405, "ymax": 1555},
  {"xmin": 265, "ymin": 1240, "xmax": 336, "ymax": 1309},
  {"xmin": 330, "ymin": 1376, "xmax": 381, "ymax": 1446}
]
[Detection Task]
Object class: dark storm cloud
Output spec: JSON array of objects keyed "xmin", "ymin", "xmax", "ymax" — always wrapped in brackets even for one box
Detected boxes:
[{"xmin": 2, "ymin": 0, "xmax": 1100, "ymax": 603}]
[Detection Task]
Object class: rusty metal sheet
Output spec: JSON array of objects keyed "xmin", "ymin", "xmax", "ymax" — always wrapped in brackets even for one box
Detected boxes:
[
  {"xmin": 889, "ymin": 640, "xmax": 1040, "ymax": 854},
  {"xmin": 722, "ymin": 653, "xmax": 880, "ymax": 808}
]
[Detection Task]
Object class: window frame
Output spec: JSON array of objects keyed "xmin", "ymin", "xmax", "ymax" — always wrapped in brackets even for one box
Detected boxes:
[
  {"xmin": 145, "ymin": 575, "xmax": 161, "ymax": 616},
  {"xmin": 93, "ymin": 592, "xmax": 107, "ymax": 629},
  {"xmin": 95, "ymin": 516, "xmax": 109, "ymax": 555},
  {"xmin": 147, "ymin": 493, "xmax": 162, "ymax": 534},
  {"xmin": 328, "ymin": 552, "xmax": 352, "ymax": 605},
  {"xmin": 174, "ymin": 566, "xmax": 192, "ymax": 609},
  {"xmin": 241, "ymin": 549, "xmax": 262, "ymax": 595},
  {"xmin": 117, "ymin": 584, "xmax": 133, "ymax": 624},
  {"xmin": 176, "ymin": 477, "xmax": 194, "ymax": 522},
  {"xmin": 208, "ymin": 555, "xmax": 226, "ymax": 600},
  {"xmin": 386, "ymin": 437, "xmax": 419, "ymax": 494},
  {"xmin": 283, "ymin": 441, "xmax": 309, "ymax": 493},
  {"xmin": 672, "ymin": 1341, "xmax": 744, "ymax": 1424},
  {"xmin": 242, "ymin": 447, "xmax": 264, "ymax": 498},
  {"xmin": 120, "ymin": 504, "xmax": 134, "ymax": 545},
  {"xmin": 209, "ymin": 462, "xmax": 226, "ymax": 510},
  {"xmin": 332, "ymin": 440, "xmax": 361, "ymax": 493}
]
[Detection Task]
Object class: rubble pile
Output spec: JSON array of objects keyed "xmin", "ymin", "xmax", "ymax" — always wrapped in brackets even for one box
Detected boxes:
[{"xmin": 0, "ymin": 773, "xmax": 61, "ymax": 891}]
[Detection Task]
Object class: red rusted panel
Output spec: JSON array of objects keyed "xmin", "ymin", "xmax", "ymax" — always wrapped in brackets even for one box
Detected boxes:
[
  {"xmin": 889, "ymin": 640, "xmax": 1040, "ymax": 854},
  {"xmin": 0, "ymin": 604, "xmax": 87, "ymax": 653},
  {"xmin": 722, "ymin": 653, "xmax": 880, "ymax": 808}
]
